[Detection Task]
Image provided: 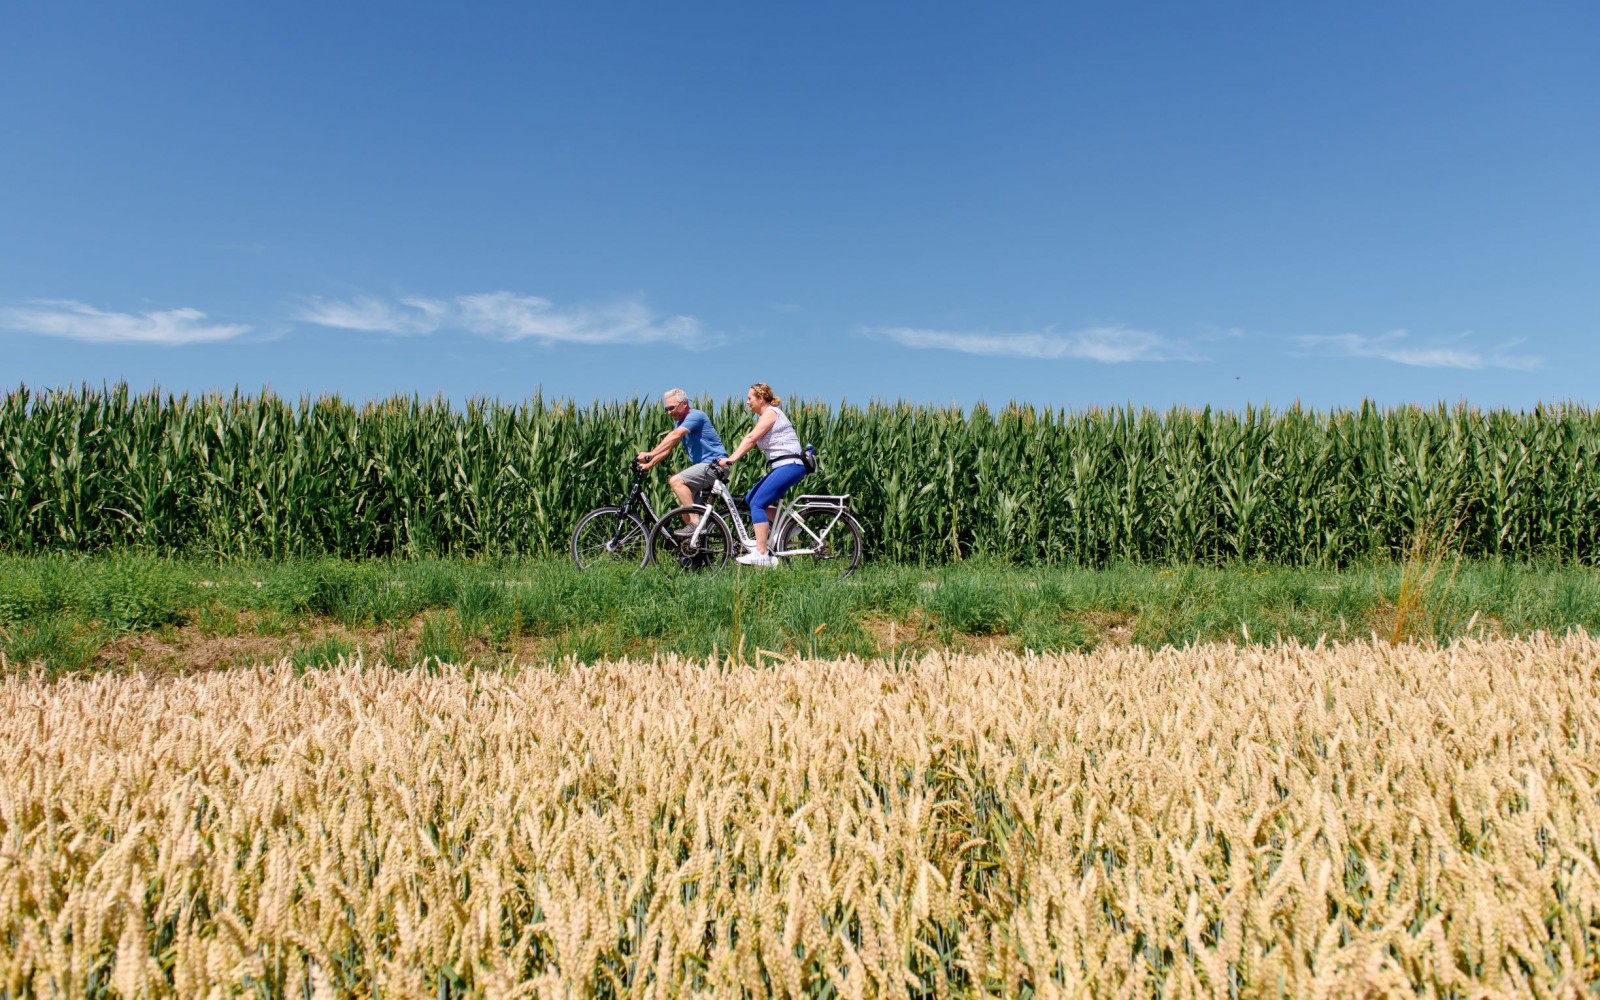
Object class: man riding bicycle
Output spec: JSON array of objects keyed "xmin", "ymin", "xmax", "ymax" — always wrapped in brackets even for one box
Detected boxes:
[{"xmin": 636, "ymin": 388, "xmax": 728, "ymax": 537}]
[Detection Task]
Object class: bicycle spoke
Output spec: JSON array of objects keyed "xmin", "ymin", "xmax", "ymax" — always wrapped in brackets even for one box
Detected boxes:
[
  {"xmin": 648, "ymin": 505, "xmax": 731, "ymax": 576},
  {"xmin": 778, "ymin": 505, "xmax": 863, "ymax": 578},
  {"xmin": 571, "ymin": 507, "xmax": 648, "ymax": 569}
]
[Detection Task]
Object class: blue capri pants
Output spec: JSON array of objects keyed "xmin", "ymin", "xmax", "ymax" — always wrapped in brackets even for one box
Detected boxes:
[{"xmin": 745, "ymin": 463, "xmax": 807, "ymax": 524}]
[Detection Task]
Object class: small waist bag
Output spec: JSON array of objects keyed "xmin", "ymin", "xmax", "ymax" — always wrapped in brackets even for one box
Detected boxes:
[{"xmin": 767, "ymin": 446, "xmax": 819, "ymax": 474}]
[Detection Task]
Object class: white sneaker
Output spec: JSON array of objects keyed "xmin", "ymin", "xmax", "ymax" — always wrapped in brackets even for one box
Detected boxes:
[{"xmin": 736, "ymin": 551, "xmax": 779, "ymax": 567}]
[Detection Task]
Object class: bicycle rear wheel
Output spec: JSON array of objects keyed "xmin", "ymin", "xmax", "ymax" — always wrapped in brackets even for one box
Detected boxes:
[
  {"xmin": 571, "ymin": 507, "xmax": 648, "ymax": 569},
  {"xmin": 778, "ymin": 506, "xmax": 863, "ymax": 578},
  {"xmin": 647, "ymin": 506, "xmax": 733, "ymax": 577}
]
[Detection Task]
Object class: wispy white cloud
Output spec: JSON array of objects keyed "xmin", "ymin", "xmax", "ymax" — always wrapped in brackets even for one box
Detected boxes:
[
  {"xmin": 297, "ymin": 292, "xmax": 717, "ymax": 348},
  {"xmin": 294, "ymin": 296, "xmax": 441, "ymax": 335},
  {"xmin": 868, "ymin": 325, "xmax": 1204, "ymax": 363},
  {"xmin": 1296, "ymin": 331, "xmax": 1540, "ymax": 371},
  {"xmin": 0, "ymin": 300, "xmax": 250, "ymax": 345},
  {"xmin": 456, "ymin": 293, "xmax": 711, "ymax": 347}
]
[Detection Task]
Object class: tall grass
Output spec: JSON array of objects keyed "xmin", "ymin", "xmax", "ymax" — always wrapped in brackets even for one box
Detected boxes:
[
  {"xmin": 8, "ymin": 553, "xmax": 1600, "ymax": 675},
  {"xmin": 6, "ymin": 385, "xmax": 1600, "ymax": 565}
]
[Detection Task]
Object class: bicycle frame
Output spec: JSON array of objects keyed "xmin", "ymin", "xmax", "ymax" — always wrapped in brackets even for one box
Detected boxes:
[
  {"xmin": 599, "ymin": 464, "xmax": 662, "ymax": 551},
  {"xmin": 771, "ymin": 496, "xmax": 849, "ymax": 556},
  {"xmin": 682, "ymin": 477, "xmax": 849, "ymax": 558},
  {"xmin": 619, "ymin": 471, "xmax": 661, "ymax": 530}
]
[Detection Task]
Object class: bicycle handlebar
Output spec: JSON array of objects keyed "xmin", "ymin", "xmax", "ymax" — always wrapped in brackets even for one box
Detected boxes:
[{"xmin": 628, "ymin": 456, "xmax": 732, "ymax": 480}]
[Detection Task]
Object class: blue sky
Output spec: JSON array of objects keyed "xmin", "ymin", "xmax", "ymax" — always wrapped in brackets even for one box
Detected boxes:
[{"xmin": 2, "ymin": 1, "xmax": 1595, "ymax": 410}]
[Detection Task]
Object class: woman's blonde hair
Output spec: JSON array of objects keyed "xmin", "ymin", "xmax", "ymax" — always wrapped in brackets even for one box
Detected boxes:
[{"xmin": 749, "ymin": 382, "xmax": 780, "ymax": 406}]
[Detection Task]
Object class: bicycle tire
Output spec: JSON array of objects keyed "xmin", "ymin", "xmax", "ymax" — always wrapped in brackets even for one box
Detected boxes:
[
  {"xmin": 778, "ymin": 506, "xmax": 863, "ymax": 578},
  {"xmin": 570, "ymin": 507, "xmax": 649, "ymax": 569},
  {"xmin": 647, "ymin": 506, "xmax": 733, "ymax": 577}
]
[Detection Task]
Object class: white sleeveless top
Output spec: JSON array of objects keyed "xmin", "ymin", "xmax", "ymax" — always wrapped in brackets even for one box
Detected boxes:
[{"xmin": 756, "ymin": 407, "xmax": 804, "ymax": 468}]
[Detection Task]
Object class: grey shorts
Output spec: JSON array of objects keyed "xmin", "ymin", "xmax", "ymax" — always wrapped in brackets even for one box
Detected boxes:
[{"xmin": 673, "ymin": 461, "xmax": 718, "ymax": 501}]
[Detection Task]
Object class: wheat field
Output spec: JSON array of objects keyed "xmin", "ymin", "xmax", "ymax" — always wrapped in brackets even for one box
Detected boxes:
[{"xmin": 3, "ymin": 637, "xmax": 1600, "ymax": 997}]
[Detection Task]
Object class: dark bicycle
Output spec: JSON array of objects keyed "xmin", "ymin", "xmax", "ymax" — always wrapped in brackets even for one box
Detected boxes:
[{"xmin": 569, "ymin": 459, "xmax": 660, "ymax": 569}]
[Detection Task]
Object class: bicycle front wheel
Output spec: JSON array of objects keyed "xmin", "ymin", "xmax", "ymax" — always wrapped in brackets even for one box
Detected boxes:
[
  {"xmin": 647, "ymin": 506, "xmax": 732, "ymax": 577},
  {"xmin": 571, "ymin": 507, "xmax": 649, "ymax": 569},
  {"xmin": 778, "ymin": 506, "xmax": 863, "ymax": 578}
]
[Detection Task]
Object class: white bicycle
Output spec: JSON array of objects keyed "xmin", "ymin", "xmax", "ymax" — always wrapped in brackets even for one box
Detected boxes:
[{"xmin": 645, "ymin": 462, "xmax": 863, "ymax": 578}]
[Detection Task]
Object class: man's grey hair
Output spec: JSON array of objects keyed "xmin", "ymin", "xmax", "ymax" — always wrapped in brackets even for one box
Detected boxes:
[{"xmin": 663, "ymin": 388, "xmax": 689, "ymax": 406}]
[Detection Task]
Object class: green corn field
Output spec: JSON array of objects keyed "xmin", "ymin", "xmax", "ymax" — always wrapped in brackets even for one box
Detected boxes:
[{"xmin": 3, "ymin": 384, "xmax": 1599, "ymax": 565}]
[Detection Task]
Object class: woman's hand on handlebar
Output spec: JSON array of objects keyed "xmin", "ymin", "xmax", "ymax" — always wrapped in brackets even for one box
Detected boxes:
[{"xmin": 716, "ymin": 456, "xmax": 734, "ymax": 469}]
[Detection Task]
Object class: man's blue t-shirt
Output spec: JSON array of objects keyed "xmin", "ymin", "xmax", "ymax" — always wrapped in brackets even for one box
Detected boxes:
[{"xmin": 678, "ymin": 408, "xmax": 728, "ymax": 465}]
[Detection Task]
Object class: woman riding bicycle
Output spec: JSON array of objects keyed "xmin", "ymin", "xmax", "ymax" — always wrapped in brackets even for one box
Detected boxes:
[{"xmin": 718, "ymin": 382, "xmax": 806, "ymax": 567}]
